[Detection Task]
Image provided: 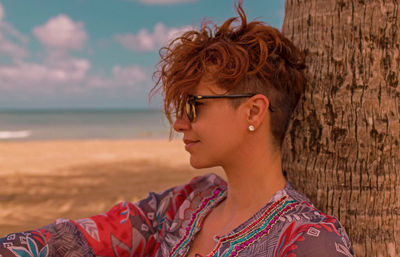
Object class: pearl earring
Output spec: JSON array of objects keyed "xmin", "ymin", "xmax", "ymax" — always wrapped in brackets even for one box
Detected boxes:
[{"xmin": 248, "ymin": 125, "xmax": 255, "ymax": 132}]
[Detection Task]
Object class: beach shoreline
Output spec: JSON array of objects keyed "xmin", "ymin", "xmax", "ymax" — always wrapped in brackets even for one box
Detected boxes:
[{"xmin": 0, "ymin": 139, "xmax": 224, "ymax": 235}]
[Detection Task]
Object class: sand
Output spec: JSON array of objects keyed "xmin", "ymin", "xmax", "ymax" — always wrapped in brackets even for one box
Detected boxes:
[{"xmin": 0, "ymin": 139, "xmax": 224, "ymax": 236}]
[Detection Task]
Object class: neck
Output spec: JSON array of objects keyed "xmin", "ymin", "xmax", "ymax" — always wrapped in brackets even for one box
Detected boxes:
[{"xmin": 219, "ymin": 140, "xmax": 286, "ymax": 216}]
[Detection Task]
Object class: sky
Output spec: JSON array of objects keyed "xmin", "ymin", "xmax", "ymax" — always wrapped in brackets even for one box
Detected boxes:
[{"xmin": 0, "ymin": 0, "xmax": 284, "ymax": 110}]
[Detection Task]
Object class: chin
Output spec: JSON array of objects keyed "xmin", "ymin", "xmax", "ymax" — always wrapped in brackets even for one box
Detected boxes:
[{"xmin": 189, "ymin": 156, "xmax": 217, "ymax": 169}]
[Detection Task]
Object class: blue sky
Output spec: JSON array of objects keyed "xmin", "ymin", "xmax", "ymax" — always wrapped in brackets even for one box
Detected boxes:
[{"xmin": 0, "ymin": 0, "xmax": 284, "ymax": 110}]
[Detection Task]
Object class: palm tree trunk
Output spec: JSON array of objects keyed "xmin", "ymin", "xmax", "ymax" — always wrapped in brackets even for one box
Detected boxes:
[{"xmin": 281, "ymin": 0, "xmax": 400, "ymax": 256}]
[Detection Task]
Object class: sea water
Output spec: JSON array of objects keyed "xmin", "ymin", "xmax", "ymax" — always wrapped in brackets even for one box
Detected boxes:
[{"xmin": 0, "ymin": 109, "xmax": 172, "ymax": 141}]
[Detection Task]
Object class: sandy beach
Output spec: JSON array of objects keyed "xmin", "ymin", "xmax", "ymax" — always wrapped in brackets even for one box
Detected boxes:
[{"xmin": 0, "ymin": 139, "xmax": 224, "ymax": 236}]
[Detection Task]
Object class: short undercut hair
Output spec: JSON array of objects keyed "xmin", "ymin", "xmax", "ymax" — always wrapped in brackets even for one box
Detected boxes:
[{"xmin": 151, "ymin": 0, "xmax": 306, "ymax": 147}]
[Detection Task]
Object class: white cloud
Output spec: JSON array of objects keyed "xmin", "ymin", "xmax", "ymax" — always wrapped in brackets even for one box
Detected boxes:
[
  {"xmin": 0, "ymin": 8, "xmax": 91, "ymax": 90},
  {"xmin": 0, "ymin": 3, "xmax": 4, "ymax": 20},
  {"xmin": 0, "ymin": 57, "xmax": 90, "ymax": 88},
  {"xmin": 0, "ymin": 3, "xmax": 29, "ymax": 59},
  {"xmin": 1, "ymin": 23, "xmax": 29, "ymax": 44},
  {"xmin": 115, "ymin": 23, "xmax": 192, "ymax": 52},
  {"xmin": 136, "ymin": 0, "xmax": 196, "ymax": 5},
  {"xmin": 87, "ymin": 65, "xmax": 148, "ymax": 88},
  {"xmin": 0, "ymin": 3, "xmax": 28, "ymax": 43},
  {"xmin": 33, "ymin": 14, "xmax": 87, "ymax": 50},
  {"xmin": 0, "ymin": 34, "xmax": 27, "ymax": 59},
  {"xmin": 0, "ymin": 60, "xmax": 152, "ymax": 106},
  {"xmin": 0, "ymin": 3, "xmax": 152, "ymax": 108},
  {"xmin": 112, "ymin": 66, "xmax": 147, "ymax": 85}
]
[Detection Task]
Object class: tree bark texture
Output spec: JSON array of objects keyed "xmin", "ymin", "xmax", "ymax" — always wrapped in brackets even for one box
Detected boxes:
[{"xmin": 281, "ymin": 1, "xmax": 399, "ymax": 256}]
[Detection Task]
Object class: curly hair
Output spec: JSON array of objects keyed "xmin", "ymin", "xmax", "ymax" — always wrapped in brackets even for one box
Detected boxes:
[{"xmin": 151, "ymin": 0, "xmax": 306, "ymax": 147}]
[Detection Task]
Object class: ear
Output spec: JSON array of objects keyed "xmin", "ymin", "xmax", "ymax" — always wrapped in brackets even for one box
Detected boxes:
[{"xmin": 246, "ymin": 94, "xmax": 270, "ymax": 129}]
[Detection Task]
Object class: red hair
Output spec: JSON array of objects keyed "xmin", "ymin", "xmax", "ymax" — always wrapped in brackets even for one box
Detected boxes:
[{"xmin": 152, "ymin": 1, "xmax": 306, "ymax": 146}]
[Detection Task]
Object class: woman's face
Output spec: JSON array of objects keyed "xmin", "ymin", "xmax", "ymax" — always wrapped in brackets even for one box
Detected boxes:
[{"xmin": 173, "ymin": 79, "xmax": 249, "ymax": 169}]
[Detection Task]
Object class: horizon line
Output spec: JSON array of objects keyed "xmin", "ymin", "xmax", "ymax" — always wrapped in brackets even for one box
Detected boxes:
[{"xmin": 0, "ymin": 107, "xmax": 164, "ymax": 112}]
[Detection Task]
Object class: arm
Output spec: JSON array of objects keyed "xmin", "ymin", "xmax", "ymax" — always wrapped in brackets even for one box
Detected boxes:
[
  {"xmin": 73, "ymin": 190, "xmax": 176, "ymax": 257},
  {"xmin": 0, "ymin": 174, "xmax": 206, "ymax": 257},
  {"xmin": 0, "ymin": 187, "xmax": 181, "ymax": 257},
  {"xmin": 0, "ymin": 229, "xmax": 53, "ymax": 257}
]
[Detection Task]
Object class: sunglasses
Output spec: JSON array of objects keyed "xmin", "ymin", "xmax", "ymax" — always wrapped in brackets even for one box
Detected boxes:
[{"xmin": 185, "ymin": 94, "xmax": 274, "ymax": 122}]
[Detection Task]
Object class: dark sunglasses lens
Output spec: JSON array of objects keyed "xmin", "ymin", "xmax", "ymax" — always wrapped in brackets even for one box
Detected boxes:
[{"xmin": 185, "ymin": 101, "xmax": 195, "ymax": 121}]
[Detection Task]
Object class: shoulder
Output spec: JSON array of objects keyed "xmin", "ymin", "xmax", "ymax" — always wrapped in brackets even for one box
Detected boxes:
[
  {"xmin": 132, "ymin": 173, "xmax": 226, "ymax": 222},
  {"xmin": 274, "ymin": 184, "xmax": 354, "ymax": 257}
]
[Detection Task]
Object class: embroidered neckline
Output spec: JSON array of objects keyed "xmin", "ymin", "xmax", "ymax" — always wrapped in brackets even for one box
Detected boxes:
[
  {"xmin": 207, "ymin": 198, "xmax": 298, "ymax": 257},
  {"xmin": 169, "ymin": 184, "xmax": 299, "ymax": 257},
  {"xmin": 169, "ymin": 187, "xmax": 226, "ymax": 257}
]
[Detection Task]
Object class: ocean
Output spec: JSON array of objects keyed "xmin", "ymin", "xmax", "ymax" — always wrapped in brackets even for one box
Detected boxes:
[{"xmin": 0, "ymin": 109, "xmax": 173, "ymax": 141}]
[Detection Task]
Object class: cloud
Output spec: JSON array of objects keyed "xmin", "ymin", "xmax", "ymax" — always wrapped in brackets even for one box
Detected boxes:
[
  {"xmin": 115, "ymin": 23, "xmax": 192, "ymax": 52},
  {"xmin": 87, "ymin": 65, "xmax": 148, "ymax": 88},
  {"xmin": 33, "ymin": 14, "xmax": 87, "ymax": 50},
  {"xmin": 0, "ymin": 57, "xmax": 90, "ymax": 88},
  {"xmin": 0, "ymin": 3, "xmax": 29, "ymax": 59},
  {"xmin": 0, "ymin": 3, "xmax": 4, "ymax": 20},
  {"xmin": 1, "ymin": 23, "xmax": 29, "ymax": 44},
  {"xmin": 136, "ymin": 0, "xmax": 196, "ymax": 5},
  {"xmin": 0, "ymin": 3, "xmax": 152, "ymax": 108},
  {"xmin": 0, "ymin": 3, "xmax": 28, "ymax": 43},
  {"xmin": 112, "ymin": 66, "xmax": 147, "ymax": 85},
  {"xmin": 0, "ymin": 8, "xmax": 91, "ymax": 91},
  {"xmin": 0, "ymin": 34, "xmax": 27, "ymax": 59},
  {"xmin": 0, "ymin": 59, "xmax": 149, "ymax": 106}
]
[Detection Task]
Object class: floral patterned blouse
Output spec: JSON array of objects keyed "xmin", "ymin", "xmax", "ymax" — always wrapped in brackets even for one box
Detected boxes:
[{"xmin": 0, "ymin": 173, "xmax": 354, "ymax": 257}]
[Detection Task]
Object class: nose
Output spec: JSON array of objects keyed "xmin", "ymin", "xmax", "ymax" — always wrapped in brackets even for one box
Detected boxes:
[{"xmin": 173, "ymin": 114, "xmax": 191, "ymax": 132}]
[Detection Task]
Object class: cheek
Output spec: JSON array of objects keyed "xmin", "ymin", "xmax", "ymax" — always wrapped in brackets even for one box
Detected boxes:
[
  {"xmin": 189, "ymin": 114, "xmax": 246, "ymax": 168},
  {"xmin": 207, "ymin": 112, "xmax": 246, "ymax": 148}
]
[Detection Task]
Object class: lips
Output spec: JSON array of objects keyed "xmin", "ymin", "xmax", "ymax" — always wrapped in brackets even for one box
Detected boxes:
[
  {"xmin": 184, "ymin": 139, "xmax": 199, "ymax": 145},
  {"xmin": 183, "ymin": 138, "xmax": 200, "ymax": 150}
]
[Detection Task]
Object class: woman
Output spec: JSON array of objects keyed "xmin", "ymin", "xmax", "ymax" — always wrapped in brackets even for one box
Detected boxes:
[{"xmin": 0, "ymin": 2, "xmax": 354, "ymax": 256}]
